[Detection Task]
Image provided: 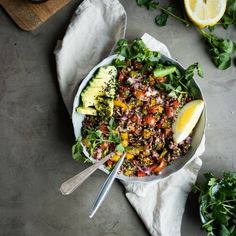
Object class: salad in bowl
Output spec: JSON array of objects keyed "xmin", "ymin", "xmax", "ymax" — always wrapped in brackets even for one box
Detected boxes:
[{"xmin": 72, "ymin": 39, "xmax": 206, "ymax": 182}]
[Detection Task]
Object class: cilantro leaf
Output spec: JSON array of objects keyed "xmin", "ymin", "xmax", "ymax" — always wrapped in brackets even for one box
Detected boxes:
[
  {"xmin": 155, "ymin": 11, "xmax": 168, "ymax": 26},
  {"xmin": 115, "ymin": 143, "xmax": 125, "ymax": 153},
  {"xmin": 220, "ymin": 0, "xmax": 236, "ymax": 29},
  {"xmin": 114, "ymin": 38, "xmax": 160, "ymax": 64},
  {"xmin": 72, "ymin": 137, "xmax": 84, "ymax": 161},
  {"xmin": 185, "ymin": 63, "xmax": 204, "ymax": 80},
  {"xmin": 194, "ymin": 171, "xmax": 236, "ymax": 236},
  {"xmin": 199, "ymin": 29, "xmax": 235, "ymax": 70}
]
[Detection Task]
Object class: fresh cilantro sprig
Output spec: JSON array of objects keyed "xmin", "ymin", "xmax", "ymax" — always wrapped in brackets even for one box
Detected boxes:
[
  {"xmin": 193, "ymin": 171, "xmax": 236, "ymax": 236},
  {"xmin": 72, "ymin": 117, "xmax": 125, "ymax": 162},
  {"xmin": 136, "ymin": 0, "xmax": 190, "ymax": 26},
  {"xmin": 199, "ymin": 29, "xmax": 236, "ymax": 70},
  {"xmin": 114, "ymin": 38, "xmax": 160, "ymax": 63},
  {"xmin": 114, "ymin": 38, "xmax": 203, "ymax": 100},
  {"xmin": 156, "ymin": 62, "xmax": 203, "ymax": 99},
  {"xmin": 220, "ymin": 0, "xmax": 236, "ymax": 29},
  {"xmin": 72, "ymin": 137, "xmax": 92, "ymax": 163}
]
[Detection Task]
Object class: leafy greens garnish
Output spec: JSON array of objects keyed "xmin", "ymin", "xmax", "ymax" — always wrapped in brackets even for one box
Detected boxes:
[
  {"xmin": 156, "ymin": 63, "xmax": 203, "ymax": 100},
  {"xmin": 114, "ymin": 38, "xmax": 160, "ymax": 63},
  {"xmin": 220, "ymin": 0, "xmax": 236, "ymax": 29},
  {"xmin": 193, "ymin": 172, "xmax": 236, "ymax": 236},
  {"xmin": 155, "ymin": 5, "xmax": 173, "ymax": 27},
  {"xmin": 199, "ymin": 29, "xmax": 236, "ymax": 70},
  {"xmin": 114, "ymin": 38, "xmax": 203, "ymax": 100},
  {"xmin": 136, "ymin": 0, "xmax": 189, "ymax": 26},
  {"xmin": 72, "ymin": 117, "xmax": 123, "ymax": 161},
  {"xmin": 72, "ymin": 137, "xmax": 85, "ymax": 161}
]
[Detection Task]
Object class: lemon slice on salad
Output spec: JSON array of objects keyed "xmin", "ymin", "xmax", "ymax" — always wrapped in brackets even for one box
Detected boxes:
[
  {"xmin": 184, "ymin": 0, "xmax": 227, "ymax": 28},
  {"xmin": 172, "ymin": 100, "xmax": 204, "ymax": 144}
]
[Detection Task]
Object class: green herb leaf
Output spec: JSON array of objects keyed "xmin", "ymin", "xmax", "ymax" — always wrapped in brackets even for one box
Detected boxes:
[
  {"xmin": 155, "ymin": 9, "xmax": 170, "ymax": 26},
  {"xmin": 114, "ymin": 38, "xmax": 160, "ymax": 64},
  {"xmin": 136, "ymin": 0, "xmax": 150, "ymax": 6},
  {"xmin": 108, "ymin": 117, "xmax": 116, "ymax": 129},
  {"xmin": 208, "ymin": 25, "xmax": 215, "ymax": 32},
  {"xmin": 72, "ymin": 137, "xmax": 84, "ymax": 161},
  {"xmin": 210, "ymin": 50, "xmax": 231, "ymax": 70},
  {"xmin": 185, "ymin": 63, "xmax": 204, "ymax": 80},
  {"xmin": 115, "ymin": 143, "xmax": 125, "ymax": 153},
  {"xmin": 194, "ymin": 171, "xmax": 236, "ymax": 236},
  {"xmin": 199, "ymin": 29, "xmax": 235, "ymax": 70},
  {"xmin": 220, "ymin": 0, "xmax": 236, "ymax": 29},
  {"xmin": 112, "ymin": 58, "xmax": 126, "ymax": 68},
  {"xmin": 147, "ymin": 2, "xmax": 158, "ymax": 10}
]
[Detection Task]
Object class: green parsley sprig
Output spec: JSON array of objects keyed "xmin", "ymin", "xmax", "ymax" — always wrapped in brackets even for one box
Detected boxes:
[
  {"xmin": 72, "ymin": 117, "xmax": 124, "ymax": 162},
  {"xmin": 114, "ymin": 38, "xmax": 160, "ymax": 63},
  {"xmin": 136, "ymin": 0, "xmax": 190, "ymax": 26},
  {"xmin": 193, "ymin": 171, "xmax": 236, "ymax": 236},
  {"xmin": 220, "ymin": 0, "xmax": 236, "ymax": 29},
  {"xmin": 114, "ymin": 38, "xmax": 203, "ymax": 100},
  {"xmin": 199, "ymin": 29, "xmax": 236, "ymax": 70},
  {"xmin": 155, "ymin": 62, "xmax": 203, "ymax": 100}
]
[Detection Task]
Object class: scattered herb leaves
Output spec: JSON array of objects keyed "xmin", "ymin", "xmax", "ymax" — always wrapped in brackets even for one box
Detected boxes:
[
  {"xmin": 114, "ymin": 38, "xmax": 160, "ymax": 65},
  {"xmin": 72, "ymin": 137, "xmax": 85, "ymax": 161},
  {"xmin": 136, "ymin": 0, "xmax": 189, "ymax": 26},
  {"xmin": 155, "ymin": 6, "xmax": 172, "ymax": 27},
  {"xmin": 199, "ymin": 29, "xmax": 235, "ymax": 70},
  {"xmin": 220, "ymin": 0, "xmax": 236, "ymax": 29},
  {"xmin": 155, "ymin": 62, "xmax": 203, "ymax": 100},
  {"xmin": 193, "ymin": 171, "xmax": 236, "ymax": 236},
  {"xmin": 115, "ymin": 143, "xmax": 125, "ymax": 153},
  {"xmin": 115, "ymin": 38, "xmax": 203, "ymax": 100}
]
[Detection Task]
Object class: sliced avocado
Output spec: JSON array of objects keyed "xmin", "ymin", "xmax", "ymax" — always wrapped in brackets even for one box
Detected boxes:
[
  {"xmin": 81, "ymin": 87, "xmax": 104, "ymax": 107},
  {"xmin": 89, "ymin": 78, "xmax": 109, "ymax": 88},
  {"xmin": 94, "ymin": 97, "xmax": 114, "ymax": 117},
  {"xmin": 95, "ymin": 66, "xmax": 117, "ymax": 80},
  {"xmin": 78, "ymin": 65, "xmax": 117, "ymax": 116},
  {"xmin": 76, "ymin": 106, "xmax": 97, "ymax": 116}
]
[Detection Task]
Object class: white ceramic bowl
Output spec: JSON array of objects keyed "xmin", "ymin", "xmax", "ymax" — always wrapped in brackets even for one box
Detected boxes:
[{"xmin": 72, "ymin": 54, "xmax": 206, "ymax": 183}]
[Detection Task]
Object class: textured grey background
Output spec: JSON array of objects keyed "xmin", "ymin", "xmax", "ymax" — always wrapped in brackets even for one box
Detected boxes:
[{"xmin": 0, "ymin": 1, "xmax": 235, "ymax": 236}]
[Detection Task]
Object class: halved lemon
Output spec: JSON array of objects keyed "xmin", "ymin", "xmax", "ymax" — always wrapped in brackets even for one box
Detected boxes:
[
  {"xmin": 184, "ymin": 0, "xmax": 227, "ymax": 28},
  {"xmin": 172, "ymin": 100, "xmax": 204, "ymax": 144}
]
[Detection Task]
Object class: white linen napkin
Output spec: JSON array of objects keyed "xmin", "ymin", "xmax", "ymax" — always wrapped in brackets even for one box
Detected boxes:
[{"xmin": 54, "ymin": 1, "xmax": 205, "ymax": 235}]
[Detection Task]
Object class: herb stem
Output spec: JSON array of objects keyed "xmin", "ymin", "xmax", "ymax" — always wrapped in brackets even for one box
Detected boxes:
[
  {"xmin": 157, "ymin": 6, "xmax": 189, "ymax": 25},
  {"xmin": 178, "ymin": 79, "xmax": 189, "ymax": 90}
]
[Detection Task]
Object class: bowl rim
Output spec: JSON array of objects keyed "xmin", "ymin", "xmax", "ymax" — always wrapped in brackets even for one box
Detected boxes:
[{"xmin": 72, "ymin": 53, "xmax": 207, "ymax": 183}]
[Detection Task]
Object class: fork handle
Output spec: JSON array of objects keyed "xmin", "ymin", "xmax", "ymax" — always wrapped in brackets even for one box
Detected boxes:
[
  {"xmin": 60, "ymin": 152, "xmax": 114, "ymax": 195},
  {"xmin": 89, "ymin": 152, "xmax": 126, "ymax": 218}
]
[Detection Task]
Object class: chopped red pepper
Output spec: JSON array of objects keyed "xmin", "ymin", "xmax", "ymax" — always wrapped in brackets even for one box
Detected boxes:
[
  {"xmin": 172, "ymin": 100, "xmax": 179, "ymax": 108},
  {"xmin": 143, "ymin": 114, "xmax": 156, "ymax": 126},
  {"xmin": 137, "ymin": 171, "xmax": 146, "ymax": 177},
  {"xmin": 152, "ymin": 159, "xmax": 167, "ymax": 173},
  {"xmin": 118, "ymin": 72, "xmax": 125, "ymax": 82},
  {"xmin": 148, "ymin": 106, "xmax": 159, "ymax": 114},
  {"xmin": 99, "ymin": 124, "xmax": 109, "ymax": 135},
  {"xmin": 134, "ymin": 90, "xmax": 145, "ymax": 100},
  {"xmin": 100, "ymin": 142, "xmax": 109, "ymax": 150},
  {"xmin": 165, "ymin": 106, "xmax": 174, "ymax": 118},
  {"xmin": 106, "ymin": 159, "xmax": 113, "ymax": 167}
]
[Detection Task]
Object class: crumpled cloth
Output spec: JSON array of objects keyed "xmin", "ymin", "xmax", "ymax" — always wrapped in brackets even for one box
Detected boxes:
[{"xmin": 54, "ymin": 1, "xmax": 204, "ymax": 235}]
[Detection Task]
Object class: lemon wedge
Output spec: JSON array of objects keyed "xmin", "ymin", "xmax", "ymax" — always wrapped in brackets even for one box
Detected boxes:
[
  {"xmin": 172, "ymin": 100, "xmax": 204, "ymax": 144},
  {"xmin": 184, "ymin": 0, "xmax": 226, "ymax": 28}
]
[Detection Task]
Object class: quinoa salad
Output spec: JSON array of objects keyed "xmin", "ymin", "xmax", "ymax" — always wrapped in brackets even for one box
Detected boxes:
[{"xmin": 73, "ymin": 39, "xmax": 203, "ymax": 177}]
